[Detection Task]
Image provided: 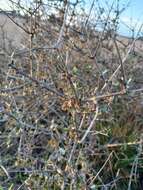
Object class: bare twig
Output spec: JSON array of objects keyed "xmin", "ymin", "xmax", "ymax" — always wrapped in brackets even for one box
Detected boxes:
[{"xmin": 79, "ymin": 104, "xmax": 99, "ymax": 143}]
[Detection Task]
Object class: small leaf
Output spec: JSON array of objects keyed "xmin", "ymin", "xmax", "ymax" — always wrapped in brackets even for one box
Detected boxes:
[
  {"xmin": 72, "ymin": 66, "xmax": 78, "ymax": 74},
  {"xmin": 90, "ymin": 184, "xmax": 97, "ymax": 190}
]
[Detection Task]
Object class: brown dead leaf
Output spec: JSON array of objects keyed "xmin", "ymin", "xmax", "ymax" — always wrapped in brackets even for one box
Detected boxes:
[{"xmin": 61, "ymin": 98, "xmax": 80, "ymax": 111}]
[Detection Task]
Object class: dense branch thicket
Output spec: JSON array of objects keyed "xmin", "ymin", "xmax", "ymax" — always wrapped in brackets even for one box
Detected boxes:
[{"xmin": 0, "ymin": 0, "xmax": 143, "ymax": 189}]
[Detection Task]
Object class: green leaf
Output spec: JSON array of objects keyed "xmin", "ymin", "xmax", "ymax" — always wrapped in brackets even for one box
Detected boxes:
[{"xmin": 72, "ymin": 66, "xmax": 78, "ymax": 74}]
